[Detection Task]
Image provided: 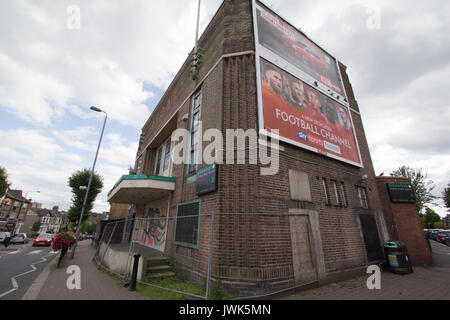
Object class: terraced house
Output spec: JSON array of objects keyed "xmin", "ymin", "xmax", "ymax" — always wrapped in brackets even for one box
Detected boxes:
[{"xmin": 107, "ymin": 0, "xmax": 389, "ymax": 296}]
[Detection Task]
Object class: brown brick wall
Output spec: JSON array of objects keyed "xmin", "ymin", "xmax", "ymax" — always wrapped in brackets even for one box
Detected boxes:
[
  {"xmin": 376, "ymin": 177, "xmax": 432, "ymax": 265},
  {"xmin": 132, "ymin": 0, "xmax": 388, "ymax": 292}
]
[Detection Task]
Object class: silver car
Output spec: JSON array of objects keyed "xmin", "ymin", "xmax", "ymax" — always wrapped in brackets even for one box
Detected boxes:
[{"xmin": 11, "ymin": 233, "xmax": 29, "ymax": 244}]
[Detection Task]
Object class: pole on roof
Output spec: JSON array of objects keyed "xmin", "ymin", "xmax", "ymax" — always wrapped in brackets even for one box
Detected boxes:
[{"xmin": 194, "ymin": 0, "xmax": 201, "ymax": 53}]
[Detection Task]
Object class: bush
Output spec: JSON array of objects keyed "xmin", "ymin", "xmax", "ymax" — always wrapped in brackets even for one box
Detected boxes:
[{"xmin": 51, "ymin": 232, "xmax": 77, "ymax": 251}]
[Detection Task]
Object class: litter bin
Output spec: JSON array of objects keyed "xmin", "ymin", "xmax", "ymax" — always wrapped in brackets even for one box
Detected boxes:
[{"xmin": 384, "ymin": 241, "xmax": 413, "ymax": 274}]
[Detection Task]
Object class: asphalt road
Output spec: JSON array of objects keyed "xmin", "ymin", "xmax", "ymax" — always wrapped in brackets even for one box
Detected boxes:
[
  {"xmin": 430, "ymin": 239, "xmax": 450, "ymax": 268},
  {"xmin": 0, "ymin": 243, "xmax": 57, "ymax": 300}
]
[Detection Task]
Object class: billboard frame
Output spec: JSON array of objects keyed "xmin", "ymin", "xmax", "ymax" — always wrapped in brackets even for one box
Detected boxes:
[{"xmin": 252, "ymin": 0, "xmax": 363, "ymax": 168}]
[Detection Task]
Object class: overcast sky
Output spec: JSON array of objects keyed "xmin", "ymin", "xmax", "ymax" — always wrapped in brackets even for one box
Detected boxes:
[{"xmin": 0, "ymin": 0, "xmax": 448, "ymax": 217}]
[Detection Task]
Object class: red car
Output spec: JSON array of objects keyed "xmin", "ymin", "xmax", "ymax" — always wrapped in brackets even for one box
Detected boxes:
[
  {"xmin": 33, "ymin": 233, "xmax": 54, "ymax": 246},
  {"xmin": 283, "ymin": 37, "xmax": 326, "ymax": 70}
]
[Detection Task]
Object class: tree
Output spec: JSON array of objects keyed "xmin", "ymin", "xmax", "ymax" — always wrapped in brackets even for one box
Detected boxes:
[
  {"xmin": 31, "ymin": 221, "xmax": 41, "ymax": 233},
  {"xmin": 67, "ymin": 168, "xmax": 103, "ymax": 223},
  {"xmin": 433, "ymin": 221, "xmax": 448, "ymax": 230},
  {"xmin": 443, "ymin": 181, "xmax": 450, "ymax": 212},
  {"xmin": 0, "ymin": 166, "xmax": 8, "ymax": 198},
  {"xmin": 423, "ymin": 207, "xmax": 442, "ymax": 229},
  {"xmin": 390, "ymin": 166, "xmax": 437, "ymax": 214}
]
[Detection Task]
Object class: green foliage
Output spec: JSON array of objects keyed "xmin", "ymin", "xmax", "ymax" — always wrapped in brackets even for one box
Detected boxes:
[
  {"xmin": 0, "ymin": 166, "xmax": 8, "ymax": 198},
  {"xmin": 443, "ymin": 181, "xmax": 450, "ymax": 212},
  {"xmin": 80, "ymin": 220, "xmax": 97, "ymax": 235},
  {"xmin": 31, "ymin": 220, "xmax": 41, "ymax": 232},
  {"xmin": 210, "ymin": 280, "xmax": 233, "ymax": 300},
  {"xmin": 390, "ymin": 166, "xmax": 437, "ymax": 214},
  {"xmin": 433, "ymin": 221, "xmax": 448, "ymax": 229},
  {"xmin": 67, "ymin": 168, "xmax": 103, "ymax": 223},
  {"xmin": 423, "ymin": 207, "xmax": 442, "ymax": 229}
]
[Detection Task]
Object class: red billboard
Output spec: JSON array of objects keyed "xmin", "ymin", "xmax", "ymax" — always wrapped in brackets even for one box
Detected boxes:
[
  {"xmin": 260, "ymin": 58, "xmax": 362, "ymax": 166},
  {"xmin": 254, "ymin": 1, "xmax": 346, "ymax": 101}
]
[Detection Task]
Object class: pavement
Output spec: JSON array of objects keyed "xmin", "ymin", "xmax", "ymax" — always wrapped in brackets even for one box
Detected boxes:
[
  {"xmin": 17, "ymin": 238, "xmax": 450, "ymax": 300},
  {"xmin": 23, "ymin": 240, "xmax": 149, "ymax": 300},
  {"xmin": 284, "ymin": 240, "xmax": 450, "ymax": 300}
]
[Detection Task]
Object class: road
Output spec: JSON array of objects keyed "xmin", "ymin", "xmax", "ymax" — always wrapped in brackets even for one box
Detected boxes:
[
  {"xmin": 430, "ymin": 239, "xmax": 450, "ymax": 267},
  {"xmin": 0, "ymin": 243, "xmax": 57, "ymax": 300}
]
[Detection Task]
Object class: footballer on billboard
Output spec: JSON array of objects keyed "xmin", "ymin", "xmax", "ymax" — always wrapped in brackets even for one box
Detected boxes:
[{"xmin": 260, "ymin": 58, "xmax": 362, "ymax": 167}]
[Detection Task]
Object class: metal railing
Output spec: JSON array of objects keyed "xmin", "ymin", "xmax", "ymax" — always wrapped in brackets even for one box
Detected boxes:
[{"xmin": 93, "ymin": 212, "xmax": 320, "ymax": 300}]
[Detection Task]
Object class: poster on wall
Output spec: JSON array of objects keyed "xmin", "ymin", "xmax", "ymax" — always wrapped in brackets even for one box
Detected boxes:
[
  {"xmin": 260, "ymin": 58, "xmax": 362, "ymax": 167},
  {"xmin": 139, "ymin": 200, "xmax": 169, "ymax": 252},
  {"xmin": 254, "ymin": 0, "xmax": 347, "ymax": 104}
]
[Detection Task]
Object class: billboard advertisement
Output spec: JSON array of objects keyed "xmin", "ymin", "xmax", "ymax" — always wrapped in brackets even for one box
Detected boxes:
[
  {"xmin": 254, "ymin": 0, "xmax": 347, "ymax": 103},
  {"xmin": 259, "ymin": 58, "xmax": 362, "ymax": 166}
]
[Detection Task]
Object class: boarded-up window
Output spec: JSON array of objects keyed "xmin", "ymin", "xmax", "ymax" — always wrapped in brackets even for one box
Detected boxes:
[
  {"xmin": 174, "ymin": 201, "xmax": 200, "ymax": 248},
  {"xmin": 359, "ymin": 214, "xmax": 384, "ymax": 261}
]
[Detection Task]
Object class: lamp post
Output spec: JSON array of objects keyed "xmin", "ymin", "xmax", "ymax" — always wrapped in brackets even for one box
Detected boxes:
[{"xmin": 70, "ymin": 106, "xmax": 107, "ymax": 259}]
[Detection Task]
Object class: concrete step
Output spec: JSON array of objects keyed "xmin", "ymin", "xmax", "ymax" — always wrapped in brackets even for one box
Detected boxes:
[
  {"xmin": 145, "ymin": 271, "xmax": 176, "ymax": 280},
  {"xmin": 147, "ymin": 265, "xmax": 172, "ymax": 273},
  {"xmin": 144, "ymin": 256, "xmax": 170, "ymax": 266}
]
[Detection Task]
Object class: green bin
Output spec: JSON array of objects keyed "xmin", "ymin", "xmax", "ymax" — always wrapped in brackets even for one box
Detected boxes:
[{"xmin": 384, "ymin": 241, "xmax": 413, "ymax": 274}]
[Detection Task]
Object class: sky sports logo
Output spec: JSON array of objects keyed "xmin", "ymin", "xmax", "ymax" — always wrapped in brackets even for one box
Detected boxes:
[{"xmin": 297, "ymin": 130, "xmax": 308, "ymax": 142}]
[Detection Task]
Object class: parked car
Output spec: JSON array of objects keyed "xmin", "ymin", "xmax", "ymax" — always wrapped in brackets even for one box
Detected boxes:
[
  {"xmin": 10, "ymin": 233, "xmax": 29, "ymax": 244},
  {"xmin": 430, "ymin": 229, "xmax": 443, "ymax": 241},
  {"xmin": 0, "ymin": 231, "xmax": 8, "ymax": 243},
  {"xmin": 33, "ymin": 233, "xmax": 54, "ymax": 247},
  {"xmin": 437, "ymin": 230, "xmax": 450, "ymax": 245}
]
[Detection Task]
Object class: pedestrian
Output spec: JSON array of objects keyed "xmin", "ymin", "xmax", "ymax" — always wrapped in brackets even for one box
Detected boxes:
[{"xmin": 3, "ymin": 231, "xmax": 11, "ymax": 248}]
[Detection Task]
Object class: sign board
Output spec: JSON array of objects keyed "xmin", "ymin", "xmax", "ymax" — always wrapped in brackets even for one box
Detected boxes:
[
  {"xmin": 254, "ymin": 0, "xmax": 347, "ymax": 102},
  {"xmin": 387, "ymin": 184, "xmax": 416, "ymax": 203},
  {"xmin": 196, "ymin": 164, "xmax": 218, "ymax": 196},
  {"xmin": 259, "ymin": 58, "xmax": 362, "ymax": 166},
  {"xmin": 252, "ymin": 0, "xmax": 363, "ymax": 167}
]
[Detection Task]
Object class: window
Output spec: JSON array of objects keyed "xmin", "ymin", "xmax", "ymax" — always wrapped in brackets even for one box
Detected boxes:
[
  {"xmin": 357, "ymin": 186, "xmax": 369, "ymax": 208},
  {"xmin": 189, "ymin": 91, "xmax": 202, "ymax": 174},
  {"xmin": 339, "ymin": 182, "xmax": 347, "ymax": 207},
  {"xmin": 163, "ymin": 140, "xmax": 171, "ymax": 171},
  {"xmin": 174, "ymin": 200, "xmax": 200, "ymax": 248},
  {"xmin": 329, "ymin": 180, "xmax": 339, "ymax": 205},
  {"xmin": 154, "ymin": 139, "xmax": 172, "ymax": 176},
  {"xmin": 322, "ymin": 178, "xmax": 329, "ymax": 204},
  {"xmin": 136, "ymin": 155, "xmax": 143, "ymax": 174},
  {"xmin": 155, "ymin": 148, "xmax": 162, "ymax": 175},
  {"xmin": 42, "ymin": 216, "xmax": 50, "ymax": 224}
]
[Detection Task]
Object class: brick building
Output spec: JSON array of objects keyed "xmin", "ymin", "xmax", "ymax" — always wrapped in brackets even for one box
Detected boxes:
[
  {"xmin": 107, "ymin": 0, "xmax": 388, "ymax": 295},
  {"xmin": 376, "ymin": 176, "xmax": 432, "ymax": 265},
  {"xmin": 0, "ymin": 189, "xmax": 31, "ymax": 234},
  {"xmin": 21, "ymin": 205, "xmax": 68, "ymax": 236}
]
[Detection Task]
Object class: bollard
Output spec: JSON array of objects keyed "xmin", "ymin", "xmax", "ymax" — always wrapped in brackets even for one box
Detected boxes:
[{"xmin": 129, "ymin": 254, "xmax": 141, "ymax": 292}]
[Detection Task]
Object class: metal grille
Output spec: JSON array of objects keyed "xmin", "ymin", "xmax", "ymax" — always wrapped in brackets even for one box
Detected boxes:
[{"xmin": 174, "ymin": 202, "xmax": 200, "ymax": 247}]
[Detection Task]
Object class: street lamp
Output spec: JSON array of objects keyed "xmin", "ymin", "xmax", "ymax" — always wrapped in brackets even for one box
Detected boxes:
[{"xmin": 70, "ymin": 106, "xmax": 107, "ymax": 259}]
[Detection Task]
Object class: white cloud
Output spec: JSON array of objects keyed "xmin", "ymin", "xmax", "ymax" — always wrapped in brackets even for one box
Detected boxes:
[{"xmin": 0, "ymin": 0, "xmax": 449, "ymax": 217}]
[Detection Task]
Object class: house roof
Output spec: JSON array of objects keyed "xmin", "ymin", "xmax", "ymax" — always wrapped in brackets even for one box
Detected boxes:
[
  {"xmin": 35, "ymin": 208, "xmax": 54, "ymax": 217},
  {"xmin": 7, "ymin": 189, "xmax": 30, "ymax": 203}
]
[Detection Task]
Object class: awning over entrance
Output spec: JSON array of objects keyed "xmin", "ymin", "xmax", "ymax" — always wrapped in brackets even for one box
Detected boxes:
[{"xmin": 107, "ymin": 175, "xmax": 176, "ymax": 205}]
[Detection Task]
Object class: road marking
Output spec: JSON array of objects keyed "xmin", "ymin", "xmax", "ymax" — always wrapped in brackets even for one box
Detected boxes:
[
  {"xmin": 0, "ymin": 252, "xmax": 54, "ymax": 299},
  {"xmin": 27, "ymin": 250, "xmax": 42, "ymax": 255},
  {"xmin": 7, "ymin": 250, "xmax": 19, "ymax": 255}
]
